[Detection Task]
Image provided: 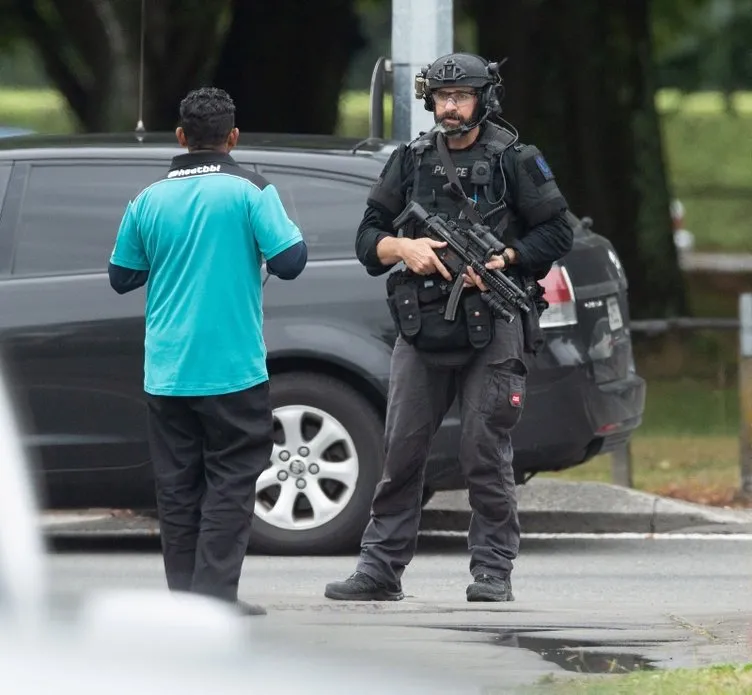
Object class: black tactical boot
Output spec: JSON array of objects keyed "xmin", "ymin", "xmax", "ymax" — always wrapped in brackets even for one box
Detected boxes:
[
  {"xmin": 324, "ymin": 571, "xmax": 404, "ymax": 601},
  {"xmin": 466, "ymin": 573, "xmax": 514, "ymax": 602},
  {"xmin": 235, "ymin": 599, "xmax": 267, "ymax": 616}
]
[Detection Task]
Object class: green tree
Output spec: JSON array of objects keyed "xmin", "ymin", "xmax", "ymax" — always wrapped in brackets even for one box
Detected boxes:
[
  {"xmin": 0, "ymin": 0, "xmax": 365, "ymax": 134},
  {"xmin": 656, "ymin": 0, "xmax": 752, "ymax": 101}
]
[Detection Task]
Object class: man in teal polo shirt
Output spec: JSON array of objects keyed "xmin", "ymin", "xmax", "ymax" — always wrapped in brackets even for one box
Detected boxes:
[{"xmin": 108, "ymin": 87, "xmax": 307, "ymax": 616}]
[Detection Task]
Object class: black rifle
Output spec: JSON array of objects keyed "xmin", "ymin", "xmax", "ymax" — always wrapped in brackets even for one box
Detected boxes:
[{"xmin": 392, "ymin": 200, "xmax": 532, "ymax": 323}]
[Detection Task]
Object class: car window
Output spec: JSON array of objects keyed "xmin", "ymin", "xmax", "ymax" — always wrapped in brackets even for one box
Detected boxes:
[
  {"xmin": 257, "ymin": 168, "xmax": 371, "ymax": 261},
  {"xmin": 12, "ymin": 162, "xmax": 169, "ymax": 276}
]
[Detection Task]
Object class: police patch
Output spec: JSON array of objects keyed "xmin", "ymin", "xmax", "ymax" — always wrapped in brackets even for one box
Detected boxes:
[
  {"xmin": 535, "ymin": 154, "xmax": 554, "ymax": 181},
  {"xmin": 522, "ymin": 149, "xmax": 556, "ymax": 186}
]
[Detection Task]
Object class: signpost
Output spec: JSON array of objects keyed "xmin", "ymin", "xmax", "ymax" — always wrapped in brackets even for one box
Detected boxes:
[{"xmin": 391, "ymin": 0, "xmax": 454, "ymax": 142}]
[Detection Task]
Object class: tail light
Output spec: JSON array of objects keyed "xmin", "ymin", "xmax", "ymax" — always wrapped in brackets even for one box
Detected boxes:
[{"xmin": 538, "ymin": 264, "xmax": 577, "ymax": 328}]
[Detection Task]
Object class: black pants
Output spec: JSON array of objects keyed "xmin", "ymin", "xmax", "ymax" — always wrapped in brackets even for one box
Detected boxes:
[
  {"xmin": 357, "ymin": 316, "xmax": 527, "ymax": 586},
  {"xmin": 146, "ymin": 381, "xmax": 274, "ymax": 602}
]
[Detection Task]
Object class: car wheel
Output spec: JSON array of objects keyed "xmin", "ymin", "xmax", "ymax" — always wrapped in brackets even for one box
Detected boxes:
[{"xmin": 248, "ymin": 372, "xmax": 384, "ymax": 555}]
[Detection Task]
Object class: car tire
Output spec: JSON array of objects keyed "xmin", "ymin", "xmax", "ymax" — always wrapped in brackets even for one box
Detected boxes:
[{"xmin": 248, "ymin": 371, "xmax": 384, "ymax": 556}]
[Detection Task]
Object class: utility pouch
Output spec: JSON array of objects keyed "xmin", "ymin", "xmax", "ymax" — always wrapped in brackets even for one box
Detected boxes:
[
  {"xmin": 463, "ymin": 292, "xmax": 494, "ymax": 349},
  {"xmin": 392, "ymin": 283, "xmax": 421, "ymax": 338}
]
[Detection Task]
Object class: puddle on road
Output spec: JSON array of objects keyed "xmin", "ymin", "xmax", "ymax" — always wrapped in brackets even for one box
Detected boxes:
[{"xmin": 437, "ymin": 626, "xmax": 661, "ymax": 674}]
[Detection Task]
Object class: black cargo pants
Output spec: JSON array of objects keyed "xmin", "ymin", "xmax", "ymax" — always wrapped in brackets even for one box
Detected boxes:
[
  {"xmin": 146, "ymin": 381, "xmax": 274, "ymax": 602},
  {"xmin": 357, "ymin": 316, "xmax": 527, "ymax": 587}
]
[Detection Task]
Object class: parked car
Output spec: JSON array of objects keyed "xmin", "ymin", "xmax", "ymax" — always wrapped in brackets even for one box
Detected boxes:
[{"xmin": 0, "ymin": 132, "xmax": 645, "ymax": 555}]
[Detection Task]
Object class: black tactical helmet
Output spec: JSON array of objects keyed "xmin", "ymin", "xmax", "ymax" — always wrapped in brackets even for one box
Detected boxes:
[
  {"xmin": 425, "ymin": 53, "xmax": 493, "ymax": 90},
  {"xmin": 414, "ymin": 52, "xmax": 505, "ymax": 121}
]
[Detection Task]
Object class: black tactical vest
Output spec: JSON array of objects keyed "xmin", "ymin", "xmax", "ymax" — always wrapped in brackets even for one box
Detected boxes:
[{"xmin": 405, "ymin": 122, "xmax": 517, "ymax": 243}]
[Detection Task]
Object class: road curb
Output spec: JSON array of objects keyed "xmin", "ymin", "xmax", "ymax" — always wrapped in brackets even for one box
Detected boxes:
[
  {"xmin": 420, "ymin": 480, "xmax": 752, "ymax": 534},
  {"xmin": 39, "ymin": 511, "xmax": 159, "ymax": 538},
  {"xmin": 39, "ymin": 480, "xmax": 752, "ymax": 539}
]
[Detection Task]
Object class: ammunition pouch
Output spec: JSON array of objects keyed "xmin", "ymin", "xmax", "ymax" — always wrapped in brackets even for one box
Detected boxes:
[{"xmin": 386, "ymin": 270, "xmax": 494, "ymax": 362}]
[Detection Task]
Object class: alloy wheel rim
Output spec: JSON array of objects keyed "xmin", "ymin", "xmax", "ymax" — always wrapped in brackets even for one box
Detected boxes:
[{"xmin": 254, "ymin": 405, "xmax": 360, "ymax": 531}]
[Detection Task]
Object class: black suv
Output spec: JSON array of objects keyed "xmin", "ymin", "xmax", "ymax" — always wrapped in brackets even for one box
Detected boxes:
[{"xmin": 0, "ymin": 133, "xmax": 645, "ymax": 554}]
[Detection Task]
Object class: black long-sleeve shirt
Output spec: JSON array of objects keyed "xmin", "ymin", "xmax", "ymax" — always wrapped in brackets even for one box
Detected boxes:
[
  {"xmin": 109, "ymin": 239, "xmax": 308, "ymax": 293},
  {"xmin": 355, "ymin": 132, "xmax": 574, "ymax": 278}
]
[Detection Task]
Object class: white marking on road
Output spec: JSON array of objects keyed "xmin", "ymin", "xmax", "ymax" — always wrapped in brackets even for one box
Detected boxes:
[
  {"xmin": 421, "ymin": 530, "xmax": 752, "ymax": 541},
  {"xmin": 37, "ymin": 521, "xmax": 752, "ymax": 540}
]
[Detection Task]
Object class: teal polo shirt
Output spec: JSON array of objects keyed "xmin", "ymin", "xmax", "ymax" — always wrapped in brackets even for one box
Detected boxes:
[{"xmin": 109, "ymin": 151, "xmax": 302, "ymax": 396}]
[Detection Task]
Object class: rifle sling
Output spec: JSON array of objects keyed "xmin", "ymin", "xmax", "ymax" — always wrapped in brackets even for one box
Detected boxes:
[{"xmin": 436, "ymin": 133, "xmax": 485, "ymax": 226}]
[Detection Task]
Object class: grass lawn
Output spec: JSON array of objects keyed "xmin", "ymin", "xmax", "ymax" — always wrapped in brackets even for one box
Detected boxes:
[
  {"xmin": 0, "ymin": 88, "xmax": 76, "ymax": 133},
  {"xmin": 529, "ymin": 663, "xmax": 752, "ymax": 695},
  {"xmin": 659, "ymin": 105, "xmax": 752, "ymax": 254},
  {"xmin": 545, "ymin": 435, "xmax": 742, "ymax": 506}
]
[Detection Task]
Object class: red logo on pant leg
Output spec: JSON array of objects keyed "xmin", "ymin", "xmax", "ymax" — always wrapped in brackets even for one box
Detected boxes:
[{"xmin": 510, "ymin": 392, "xmax": 522, "ymax": 407}]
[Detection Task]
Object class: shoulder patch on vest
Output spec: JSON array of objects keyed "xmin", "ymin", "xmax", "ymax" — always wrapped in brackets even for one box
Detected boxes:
[
  {"xmin": 520, "ymin": 146, "xmax": 557, "ymax": 186},
  {"xmin": 533, "ymin": 154, "xmax": 554, "ymax": 181}
]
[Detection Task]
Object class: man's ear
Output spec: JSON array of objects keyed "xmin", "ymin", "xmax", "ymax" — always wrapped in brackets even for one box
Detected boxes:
[
  {"xmin": 176, "ymin": 126, "xmax": 188, "ymax": 148},
  {"xmin": 227, "ymin": 127, "xmax": 239, "ymax": 150}
]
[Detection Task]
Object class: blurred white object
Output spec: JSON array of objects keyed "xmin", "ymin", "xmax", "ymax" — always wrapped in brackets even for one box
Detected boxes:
[
  {"xmin": 670, "ymin": 199, "xmax": 695, "ymax": 252},
  {"xmin": 674, "ymin": 228, "xmax": 695, "ymax": 252},
  {"xmin": 0, "ymin": 362, "xmax": 47, "ymax": 635},
  {"xmin": 78, "ymin": 589, "xmax": 247, "ymax": 655},
  {"xmin": 669, "ymin": 198, "xmax": 685, "ymax": 224}
]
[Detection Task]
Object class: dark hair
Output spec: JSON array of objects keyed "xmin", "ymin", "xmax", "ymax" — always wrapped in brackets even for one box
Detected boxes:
[{"xmin": 178, "ymin": 87, "xmax": 236, "ymax": 149}]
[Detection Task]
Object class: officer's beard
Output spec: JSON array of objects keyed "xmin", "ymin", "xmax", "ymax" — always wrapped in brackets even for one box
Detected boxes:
[{"xmin": 434, "ymin": 110, "xmax": 470, "ymax": 137}]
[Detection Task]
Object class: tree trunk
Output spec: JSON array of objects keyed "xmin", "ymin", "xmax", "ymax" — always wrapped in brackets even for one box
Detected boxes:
[
  {"xmin": 212, "ymin": 0, "xmax": 365, "ymax": 134},
  {"xmin": 13, "ymin": 0, "xmax": 120, "ymax": 131},
  {"xmin": 9, "ymin": 0, "xmax": 228, "ymax": 133},
  {"xmin": 471, "ymin": 0, "xmax": 687, "ymax": 319}
]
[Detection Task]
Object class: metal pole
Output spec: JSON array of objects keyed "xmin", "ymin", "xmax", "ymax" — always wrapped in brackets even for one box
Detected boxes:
[
  {"xmin": 391, "ymin": 0, "xmax": 454, "ymax": 143},
  {"xmin": 739, "ymin": 293, "xmax": 752, "ymax": 499},
  {"xmin": 611, "ymin": 442, "xmax": 633, "ymax": 488}
]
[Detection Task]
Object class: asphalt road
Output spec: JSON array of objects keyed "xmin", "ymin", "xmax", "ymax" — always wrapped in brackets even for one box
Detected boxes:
[{"xmin": 43, "ymin": 533, "xmax": 752, "ymax": 694}]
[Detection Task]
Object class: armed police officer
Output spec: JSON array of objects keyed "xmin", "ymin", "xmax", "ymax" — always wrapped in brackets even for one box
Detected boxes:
[{"xmin": 324, "ymin": 53, "xmax": 573, "ymax": 603}]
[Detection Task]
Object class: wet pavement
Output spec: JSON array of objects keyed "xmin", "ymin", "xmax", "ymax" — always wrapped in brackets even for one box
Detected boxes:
[
  {"xmin": 44, "ymin": 533, "xmax": 752, "ymax": 693},
  {"xmin": 433, "ymin": 625, "xmax": 663, "ymax": 674}
]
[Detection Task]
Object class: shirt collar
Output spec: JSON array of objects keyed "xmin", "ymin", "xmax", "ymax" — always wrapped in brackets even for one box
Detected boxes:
[{"xmin": 168, "ymin": 150, "xmax": 237, "ymax": 170}]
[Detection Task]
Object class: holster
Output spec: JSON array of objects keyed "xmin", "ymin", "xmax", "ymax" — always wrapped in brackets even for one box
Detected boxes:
[{"xmin": 520, "ymin": 277, "xmax": 548, "ymax": 355}]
